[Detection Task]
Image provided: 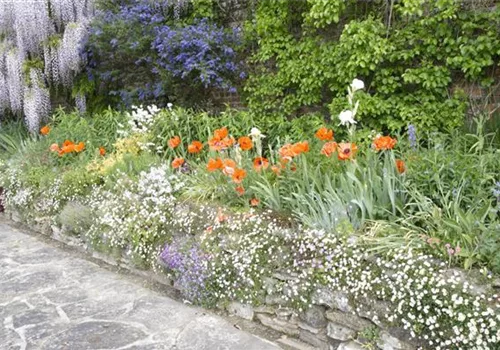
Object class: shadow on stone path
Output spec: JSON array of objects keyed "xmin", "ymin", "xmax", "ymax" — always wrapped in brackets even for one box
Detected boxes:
[{"xmin": 0, "ymin": 221, "xmax": 281, "ymax": 350}]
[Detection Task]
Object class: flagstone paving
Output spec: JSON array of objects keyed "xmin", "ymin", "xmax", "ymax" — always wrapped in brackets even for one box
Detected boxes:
[{"xmin": 0, "ymin": 220, "xmax": 280, "ymax": 350}]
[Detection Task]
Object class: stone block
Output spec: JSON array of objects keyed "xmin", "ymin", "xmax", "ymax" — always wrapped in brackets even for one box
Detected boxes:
[
  {"xmin": 338, "ymin": 341, "xmax": 365, "ymax": 350},
  {"xmin": 312, "ymin": 287, "xmax": 353, "ymax": 313},
  {"xmin": 227, "ymin": 301, "xmax": 254, "ymax": 321},
  {"xmin": 327, "ymin": 322, "xmax": 356, "ymax": 341},
  {"xmin": 300, "ymin": 305, "xmax": 327, "ymax": 328},
  {"xmin": 298, "ymin": 322, "xmax": 323, "ymax": 334},
  {"xmin": 275, "ymin": 307, "xmax": 294, "ymax": 321},
  {"xmin": 254, "ymin": 305, "xmax": 275, "ymax": 315},
  {"xmin": 325, "ymin": 310, "xmax": 373, "ymax": 331},
  {"xmin": 277, "ymin": 336, "xmax": 316, "ymax": 350},
  {"xmin": 376, "ymin": 331, "xmax": 415, "ymax": 350},
  {"xmin": 299, "ymin": 329, "xmax": 329, "ymax": 350},
  {"xmin": 256, "ymin": 313, "xmax": 299, "ymax": 336}
]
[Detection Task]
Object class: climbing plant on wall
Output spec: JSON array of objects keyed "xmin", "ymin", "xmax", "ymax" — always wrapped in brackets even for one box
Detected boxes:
[
  {"xmin": 244, "ymin": 0, "xmax": 500, "ymax": 132},
  {"xmin": 0, "ymin": 0, "xmax": 94, "ymax": 132}
]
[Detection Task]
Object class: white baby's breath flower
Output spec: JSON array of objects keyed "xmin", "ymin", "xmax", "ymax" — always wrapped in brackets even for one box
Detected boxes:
[{"xmin": 338, "ymin": 110, "xmax": 356, "ymax": 126}]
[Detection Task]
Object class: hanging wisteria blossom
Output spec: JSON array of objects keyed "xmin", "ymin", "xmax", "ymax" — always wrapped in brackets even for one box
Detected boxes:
[
  {"xmin": 0, "ymin": 0, "xmax": 94, "ymax": 129},
  {"xmin": 23, "ymin": 68, "xmax": 51, "ymax": 133}
]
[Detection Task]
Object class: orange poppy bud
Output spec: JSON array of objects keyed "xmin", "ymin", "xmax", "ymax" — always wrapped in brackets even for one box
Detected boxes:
[
  {"xmin": 315, "ymin": 127, "xmax": 333, "ymax": 141},
  {"xmin": 99, "ymin": 147, "xmax": 106, "ymax": 156},
  {"xmin": 188, "ymin": 140, "xmax": 203, "ymax": 154},
  {"xmin": 373, "ymin": 135, "xmax": 397, "ymax": 151},
  {"xmin": 396, "ymin": 159, "xmax": 406, "ymax": 174},
  {"xmin": 40, "ymin": 125, "xmax": 50, "ymax": 136},
  {"xmin": 238, "ymin": 136, "xmax": 253, "ymax": 151},
  {"xmin": 168, "ymin": 136, "xmax": 181, "ymax": 149},
  {"xmin": 235, "ymin": 186, "xmax": 245, "ymax": 196},
  {"xmin": 171, "ymin": 157, "xmax": 185, "ymax": 169}
]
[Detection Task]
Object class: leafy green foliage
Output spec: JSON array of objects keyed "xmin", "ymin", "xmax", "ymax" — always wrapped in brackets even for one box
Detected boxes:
[{"xmin": 245, "ymin": 0, "xmax": 500, "ymax": 132}]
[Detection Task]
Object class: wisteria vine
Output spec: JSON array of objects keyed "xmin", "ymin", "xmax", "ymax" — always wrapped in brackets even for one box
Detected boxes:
[{"xmin": 0, "ymin": 0, "xmax": 94, "ymax": 131}]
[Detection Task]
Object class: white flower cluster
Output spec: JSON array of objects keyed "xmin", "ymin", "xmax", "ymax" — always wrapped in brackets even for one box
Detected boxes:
[
  {"xmin": 118, "ymin": 105, "xmax": 161, "ymax": 136},
  {"xmin": 86, "ymin": 165, "xmax": 183, "ymax": 266},
  {"xmin": 34, "ymin": 178, "xmax": 62, "ymax": 217},
  {"xmin": 197, "ymin": 209, "xmax": 499, "ymax": 349},
  {"xmin": 0, "ymin": 164, "xmax": 34, "ymax": 210},
  {"xmin": 376, "ymin": 252, "xmax": 499, "ymax": 349}
]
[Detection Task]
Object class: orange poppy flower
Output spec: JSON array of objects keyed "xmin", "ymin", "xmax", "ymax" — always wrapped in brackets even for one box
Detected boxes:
[
  {"xmin": 49, "ymin": 143, "xmax": 60, "ymax": 152},
  {"xmin": 279, "ymin": 143, "xmax": 297, "ymax": 161},
  {"xmin": 74, "ymin": 142, "xmax": 85, "ymax": 153},
  {"xmin": 223, "ymin": 137, "xmax": 235, "ymax": 148},
  {"xmin": 315, "ymin": 127, "xmax": 333, "ymax": 141},
  {"xmin": 293, "ymin": 141, "xmax": 309, "ymax": 154},
  {"xmin": 337, "ymin": 142, "xmax": 358, "ymax": 161},
  {"xmin": 321, "ymin": 142, "xmax": 337, "ymax": 157},
  {"xmin": 222, "ymin": 159, "xmax": 237, "ymax": 175},
  {"xmin": 214, "ymin": 127, "xmax": 228, "ymax": 140},
  {"xmin": 373, "ymin": 135, "xmax": 397, "ymax": 151},
  {"xmin": 172, "ymin": 157, "xmax": 185, "ymax": 169},
  {"xmin": 99, "ymin": 147, "xmax": 106, "ymax": 156},
  {"xmin": 271, "ymin": 165, "xmax": 281, "ymax": 175},
  {"xmin": 253, "ymin": 157, "xmax": 269, "ymax": 172},
  {"xmin": 168, "ymin": 136, "xmax": 181, "ymax": 149},
  {"xmin": 396, "ymin": 159, "xmax": 406, "ymax": 174},
  {"xmin": 209, "ymin": 136, "xmax": 234, "ymax": 151},
  {"xmin": 250, "ymin": 198, "xmax": 260, "ymax": 207},
  {"xmin": 235, "ymin": 186, "xmax": 245, "ymax": 196},
  {"xmin": 61, "ymin": 140, "xmax": 75, "ymax": 154},
  {"xmin": 207, "ymin": 158, "xmax": 223, "ymax": 172},
  {"xmin": 238, "ymin": 136, "xmax": 253, "ymax": 151},
  {"xmin": 232, "ymin": 168, "xmax": 247, "ymax": 183},
  {"xmin": 188, "ymin": 140, "xmax": 203, "ymax": 154},
  {"xmin": 40, "ymin": 125, "xmax": 50, "ymax": 136}
]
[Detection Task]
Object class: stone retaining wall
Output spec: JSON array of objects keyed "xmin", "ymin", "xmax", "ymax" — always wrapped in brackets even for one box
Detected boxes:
[{"xmin": 5, "ymin": 209, "xmax": 499, "ymax": 350}]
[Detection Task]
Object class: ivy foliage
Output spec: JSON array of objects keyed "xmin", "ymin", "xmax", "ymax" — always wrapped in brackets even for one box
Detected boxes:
[{"xmin": 244, "ymin": 0, "xmax": 500, "ymax": 132}]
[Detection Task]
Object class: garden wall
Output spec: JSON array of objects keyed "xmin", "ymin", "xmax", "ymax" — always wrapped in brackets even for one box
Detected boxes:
[{"xmin": 5, "ymin": 207, "xmax": 499, "ymax": 350}]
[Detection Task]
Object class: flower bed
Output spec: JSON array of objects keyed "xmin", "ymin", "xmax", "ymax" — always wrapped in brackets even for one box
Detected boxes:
[{"xmin": 1, "ymin": 80, "xmax": 499, "ymax": 349}]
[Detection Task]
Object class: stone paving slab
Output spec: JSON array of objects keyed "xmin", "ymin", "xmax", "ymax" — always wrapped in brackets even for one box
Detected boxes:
[{"xmin": 0, "ymin": 221, "xmax": 281, "ymax": 350}]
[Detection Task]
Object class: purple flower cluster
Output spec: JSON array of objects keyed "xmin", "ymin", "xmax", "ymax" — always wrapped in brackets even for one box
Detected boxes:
[
  {"xmin": 408, "ymin": 124, "xmax": 417, "ymax": 149},
  {"xmin": 160, "ymin": 239, "xmax": 212, "ymax": 303},
  {"xmin": 153, "ymin": 19, "xmax": 243, "ymax": 91},
  {"xmin": 84, "ymin": 0, "xmax": 243, "ymax": 107}
]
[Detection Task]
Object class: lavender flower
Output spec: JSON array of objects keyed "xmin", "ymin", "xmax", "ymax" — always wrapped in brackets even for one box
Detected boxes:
[
  {"xmin": 408, "ymin": 124, "xmax": 417, "ymax": 149},
  {"xmin": 160, "ymin": 240, "xmax": 212, "ymax": 303}
]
